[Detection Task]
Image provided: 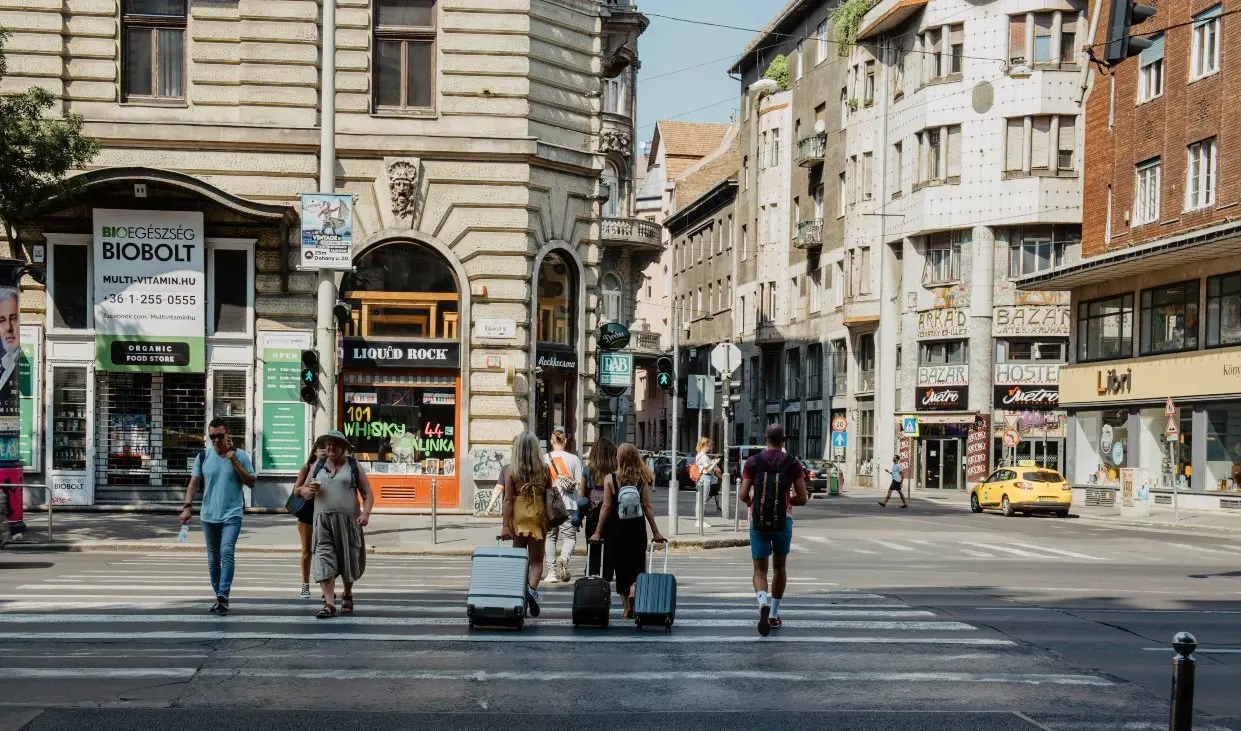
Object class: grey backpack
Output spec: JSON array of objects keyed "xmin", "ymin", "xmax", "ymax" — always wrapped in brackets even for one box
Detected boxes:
[{"xmin": 614, "ymin": 473, "xmax": 643, "ymax": 520}]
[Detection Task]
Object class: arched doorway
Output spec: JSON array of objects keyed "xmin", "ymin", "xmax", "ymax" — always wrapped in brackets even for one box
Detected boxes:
[
  {"xmin": 339, "ymin": 241, "xmax": 462, "ymax": 508},
  {"xmin": 534, "ymin": 251, "xmax": 579, "ymax": 448}
]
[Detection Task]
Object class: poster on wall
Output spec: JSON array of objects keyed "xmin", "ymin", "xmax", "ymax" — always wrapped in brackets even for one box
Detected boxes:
[
  {"xmin": 18, "ymin": 325, "xmax": 40, "ymax": 472},
  {"xmin": 92, "ymin": 209, "xmax": 205, "ymax": 372},
  {"xmin": 299, "ymin": 193, "xmax": 353, "ymax": 270},
  {"xmin": 258, "ymin": 332, "xmax": 311, "ymax": 473},
  {"xmin": 965, "ymin": 415, "xmax": 991, "ymax": 485}
]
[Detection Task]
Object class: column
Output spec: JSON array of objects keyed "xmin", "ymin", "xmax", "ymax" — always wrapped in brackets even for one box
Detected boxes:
[
  {"xmin": 1050, "ymin": 115, "xmax": 1061, "ymax": 174},
  {"xmin": 1051, "ymin": 11, "xmax": 1063, "ymax": 64},
  {"xmin": 875, "ymin": 240, "xmax": 902, "ymax": 476},
  {"xmin": 968, "ymin": 226, "xmax": 996, "ymax": 418},
  {"xmin": 1025, "ymin": 13, "xmax": 1036, "ymax": 64},
  {"xmin": 939, "ymin": 27, "xmax": 951, "ymax": 77},
  {"xmin": 1022, "ymin": 117, "xmax": 1033, "ymax": 175},
  {"xmin": 939, "ymin": 125, "xmax": 949, "ymax": 181}
]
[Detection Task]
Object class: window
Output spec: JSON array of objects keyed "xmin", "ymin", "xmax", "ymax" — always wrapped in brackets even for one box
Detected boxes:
[
  {"xmin": 373, "ymin": 0, "xmax": 437, "ymax": 111},
  {"xmin": 1031, "ymin": 116, "xmax": 1051, "ymax": 170},
  {"xmin": 50, "ymin": 243, "xmax": 89, "ymax": 330},
  {"xmin": 919, "ymin": 340, "xmax": 968, "ymax": 366},
  {"xmin": 999, "ymin": 340, "xmax": 1067, "ymax": 362},
  {"xmin": 862, "ymin": 152, "xmax": 874, "ymax": 200},
  {"xmin": 749, "ymin": 355, "xmax": 761, "ymax": 405},
  {"xmin": 1186, "ymin": 138, "xmax": 1218, "ymax": 211},
  {"xmin": 1077, "ymin": 293, "xmax": 1134, "ymax": 361},
  {"xmin": 891, "ymin": 142, "xmax": 903, "ymax": 198},
  {"xmin": 1207, "ymin": 272, "xmax": 1241, "ymax": 347},
  {"xmin": 1006, "ymin": 115, "xmax": 1078, "ymax": 172},
  {"xmin": 829, "ymin": 339, "xmax": 848, "ymax": 395},
  {"xmin": 806, "ymin": 411, "xmax": 824, "ymax": 457},
  {"xmin": 601, "ymin": 273, "xmax": 622, "ymax": 324},
  {"xmin": 795, "ymin": 41, "xmax": 804, "ymax": 80},
  {"xmin": 858, "ymin": 247, "xmax": 872, "ymax": 296},
  {"xmin": 816, "ymin": 21, "xmax": 829, "ymax": 63},
  {"xmin": 949, "ymin": 24, "xmax": 964, "ymax": 74},
  {"xmin": 603, "ymin": 74, "xmax": 628, "ymax": 115},
  {"xmin": 1138, "ymin": 35, "xmax": 1164, "ymax": 102},
  {"xmin": 810, "ymin": 268, "xmax": 823, "ymax": 314},
  {"xmin": 919, "ymin": 128, "xmax": 942, "ymax": 182},
  {"xmin": 210, "ymin": 246, "xmax": 252, "ymax": 335},
  {"xmin": 1007, "ymin": 226, "xmax": 1072, "ymax": 277},
  {"xmin": 857, "ymin": 408, "xmax": 874, "ymax": 469},
  {"xmin": 864, "ymin": 61, "xmax": 876, "ymax": 104},
  {"xmin": 602, "ymin": 162, "xmax": 621, "ymax": 217},
  {"xmin": 814, "ymin": 185, "xmax": 825, "ymax": 219},
  {"xmin": 922, "ymin": 230, "xmax": 967, "ymax": 284},
  {"xmin": 121, "ymin": 0, "xmax": 187, "ymax": 102},
  {"xmin": 807, "ymin": 343, "xmax": 823, "ymax": 399},
  {"xmin": 856, "ymin": 333, "xmax": 875, "ymax": 392},
  {"xmin": 785, "ymin": 349, "xmax": 802, "ymax": 400},
  {"xmin": 764, "ymin": 353, "xmax": 781, "ymax": 402},
  {"xmin": 708, "ymin": 282, "xmax": 715, "ymax": 313},
  {"xmin": 1191, "ymin": 5, "xmax": 1221, "ymax": 80},
  {"xmin": 922, "ymin": 27, "xmax": 943, "ymax": 81},
  {"xmin": 1034, "ymin": 13, "xmax": 1053, "ymax": 63},
  {"xmin": 838, "ymin": 172, "xmax": 847, "ymax": 217},
  {"xmin": 741, "ymin": 224, "xmax": 748, "ymax": 259},
  {"xmin": 833, "ymin": 263, "xmax": 844, "ymax": 307},
  {"xmin": 1140, "ymin": 280, "xmax": 1199, "ymax": 355},
  {"xmin": 1058, "ymin": 116, "xmax": 1076, "ymax": 171},
  {"xmin": 742, "ymin": 156, "xmax": 749, "ymax": 189},
  {"xmin": 1009, "ymin": 14, "xmax": 1027, "ymax": 63},
  {"xmin": 786, "ymin": 412, "xmax": 802, "ymax": 451},
  {"xmin": 840, "ymin": 87, "xmax": 849, "ymax": 127},
  {"xmin": 892, "ymin": 46, "xmax": 906, "ymax": 98},
  {"xmin": 947, "ymin": 125, "xmax": 962, "ymax": 178},
  {"xmin": 1134, "ymin": 158, "xmax": 1161, "ymax": 225},
  {"xmin": 1061, "ymin": 13, "xmax": 1078, "ymax": 64}
]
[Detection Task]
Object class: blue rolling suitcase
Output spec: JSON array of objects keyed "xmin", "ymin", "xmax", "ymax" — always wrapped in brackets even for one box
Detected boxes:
[
  {"xmin": 466, "ymin": 539, "xmax": 529, "ymax": 631},
  {"xmin": 633, "ymin": 541, "xmax": 676, "ymax": 631}
]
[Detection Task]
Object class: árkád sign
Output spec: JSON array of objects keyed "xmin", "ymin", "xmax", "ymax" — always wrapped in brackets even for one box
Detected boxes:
[{"xmin": 917, "ymin": 308, "xmax": 969, "ymax": 339}]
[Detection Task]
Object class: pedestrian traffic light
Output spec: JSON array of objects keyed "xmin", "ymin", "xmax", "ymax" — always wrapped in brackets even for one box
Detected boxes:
[
  {"xmin": 300, "ymin": 350, "xmax": 319, "ymax": 404},
  {"xmin": 1103, "ymin": 0, "xmax": 1157, "ymax": 66},
  {"xmin": 656, "ymin": 356, "xmax": 674, "ymax": 394}
]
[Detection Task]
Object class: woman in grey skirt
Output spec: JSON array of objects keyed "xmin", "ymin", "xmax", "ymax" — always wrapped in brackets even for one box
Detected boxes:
[{"xmin": 299, "ymin": 430, "xmax": 373, "ymax": 618}]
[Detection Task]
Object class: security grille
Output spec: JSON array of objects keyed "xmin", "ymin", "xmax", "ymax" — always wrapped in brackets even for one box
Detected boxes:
[
  {"xmin": 95, "ymin": 372, "xmax": 206, "ymax": 504},
  {"xmin": 1084, "ymin": 488, "xmax": 1115, "ymax": 507},
  {"xmin": 212, "ymin": 370, "xmax": 248, "ymax": 450},
  {"xmin": 1220, "ymin": 498, "xmax": 1241, "ymax": 511},
  {"xmin": 1154, "ymin": 494, "xmax": 1172, "ymax": 505}
]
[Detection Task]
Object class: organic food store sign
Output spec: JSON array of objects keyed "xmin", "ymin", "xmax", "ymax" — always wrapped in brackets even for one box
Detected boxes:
[{"xmin": 92, "ymin": 209, "xmax": 205, "ymax": 372}]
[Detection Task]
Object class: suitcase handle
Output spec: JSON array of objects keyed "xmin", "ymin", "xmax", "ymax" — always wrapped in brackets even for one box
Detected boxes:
[
  {"xmin": 586, "ymin": 540, "xmax": 605, "ymax": 578},
  {"xmin": 646, "ymin": 540, "xmax": 669, "ymax": 574}
]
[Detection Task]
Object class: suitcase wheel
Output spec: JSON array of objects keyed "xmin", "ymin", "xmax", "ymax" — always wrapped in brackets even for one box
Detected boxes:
[{"xmin": 665, "ymin": 618, "xmax": 673, "ymax": 631}]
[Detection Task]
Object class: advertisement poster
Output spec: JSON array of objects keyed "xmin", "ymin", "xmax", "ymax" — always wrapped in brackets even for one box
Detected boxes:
[
  {"xmin": 965, "ymin": 415, "xmax": 991, "ymax": 485},
  {"xmin": 258, "ymin": 332, "xmax": 311, "ymax": 473},
  {"xmin": 19, "ymin": 325, "xmax": 40, "ymax": 471},
  {"xmin": 92, "ymin": 209, "xmax": 205, "ymax": 372},
  {"xmin": 300, "ymin": 193, "xmax": 353, "ymax": 270}
]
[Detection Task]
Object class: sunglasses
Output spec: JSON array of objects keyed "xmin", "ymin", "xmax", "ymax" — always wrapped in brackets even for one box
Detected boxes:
[{"xmin": 208, "ymin": 433, "xmax": 228, "ymax": 442}]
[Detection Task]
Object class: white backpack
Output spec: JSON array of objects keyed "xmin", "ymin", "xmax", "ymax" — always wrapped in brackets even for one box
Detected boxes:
[{"xmin": 615, "ymin": 475, "xmax": 643, "ymax": 520}]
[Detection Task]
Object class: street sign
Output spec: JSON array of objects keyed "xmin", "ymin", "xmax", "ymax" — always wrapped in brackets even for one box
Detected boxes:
[
  {"xmin": 832, "ymin": 431, "xmax": 848, "ymax": 448},
  {"xmin": 1003, "ymin": 413, "xmax": 1020, "ymax": 431},
  {"xmin": 901, "ymin": 416, "xmax": 919, "ymax": 437},
  {"xmin": 710, "ymin": 343, "xmax": 743, "ymax": 376},
  {"xmin": 832, "ymin": 415, "xmax": 848, "ymax": 432},
  {"xmin": 686, "ymin": 374, "xmax": 714, "ymax": 410},
  {"xmin": 1165, "ymin": 397, "xmax": 1177, "ymax": 416},
  {"xmin": 598, "ymin": 352, "xmax": 633, "ymax": 389},
  {"xmin": 1164, "ymin": 416, "xmax": 1179, "ymax": 439},
  {"xmin": 1002, "ymin": 429, "xmax": 1021, "ymax": 448}
]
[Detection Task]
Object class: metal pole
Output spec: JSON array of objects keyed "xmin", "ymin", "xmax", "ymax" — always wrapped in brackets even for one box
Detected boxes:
[
  {"xmin": 431, "ymin": 477, "xmax": 438, "ymax": 544},
  {"xmin": 1170, "ymin": 438, "xmax": 1181, "ymax": 522},
  {"xmin": 45, "ymin": 484, "xmax": 52, "ymax": 543},
  {"xmin": 696, "ymin": 385, "xmax": 704, "ymax": 534},
  {"xmin": 669, "ymin": 305, "xmax": 680, "ymax": 536},
  {"xmin": 313, "ymin": 0, "xmax": 339, "ymax": 437},
  {"xmin": 1169, "ymin": 631, "xmax": 1197, "ymax": 731},
  {"xmin": 722, "ymin": 361, "xmax": 732, "ymax": 524}
]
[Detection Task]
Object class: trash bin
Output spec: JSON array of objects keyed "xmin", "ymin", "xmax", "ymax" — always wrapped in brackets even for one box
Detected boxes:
[{"xmin": 828, "ymin": 472, "xmax": 840, "ymax": 496}]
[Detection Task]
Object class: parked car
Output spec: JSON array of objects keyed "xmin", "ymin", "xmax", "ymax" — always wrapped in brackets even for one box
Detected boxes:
[
  {"xmin": 970, "ymin": 467, "xmax": 1072, "ymax": 517},
  {"xmin": 653, "ymin": 452, "xmax": 693, "ymax": 489},
  {"xmin": 800, "ymin": 459, "xmax": 842, "ymax": 494}
]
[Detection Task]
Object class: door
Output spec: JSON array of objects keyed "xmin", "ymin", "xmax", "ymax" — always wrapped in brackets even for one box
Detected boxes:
[{"xmin": 922, "ymin": 437, "xmax": 963, "ymax": 490}]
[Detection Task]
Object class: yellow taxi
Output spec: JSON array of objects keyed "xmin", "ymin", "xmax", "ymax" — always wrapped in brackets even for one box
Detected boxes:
[{"xmin": 970, "ymin": 466, "xmax": 1072, "ymax": 518}]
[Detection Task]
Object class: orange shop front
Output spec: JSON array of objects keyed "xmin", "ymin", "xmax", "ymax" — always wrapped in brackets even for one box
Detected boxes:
[{"xmin": 339, "ymin": 338, "xmax": 460, "ymax": 509}]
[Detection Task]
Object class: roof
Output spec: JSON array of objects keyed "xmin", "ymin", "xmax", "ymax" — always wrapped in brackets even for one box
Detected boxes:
[
  {"xmin": 673, "ymin": 124, "xmax": 740, "ymax": 207},
  {"xmin": 729, "ymin": 0, "xmax": 820, "ymax": 75},
  {"xmin": 653, "ymin": 121, "xmax": 731, "ymax": 179}
]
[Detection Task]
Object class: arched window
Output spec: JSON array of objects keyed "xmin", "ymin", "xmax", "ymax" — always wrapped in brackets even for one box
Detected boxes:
[
  {"xmin": 536, "ymin": 252, "xmax": 576, "ymax": 345},
  {"xmin": 341, "ymin": 241, "xmax": 459, "ymax": 339},
  {"xmin": 602, "ymin": 162, "xmax": 621, "ymax": 217},
  {"xmin": 601, "ymin": 273, "xmax": 623, "ymax": 324}
]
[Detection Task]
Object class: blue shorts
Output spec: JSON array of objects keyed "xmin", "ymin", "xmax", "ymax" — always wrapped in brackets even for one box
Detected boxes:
[{"xmin": 750, "ymin": 517, "xmax": 793, "ymax": 560}]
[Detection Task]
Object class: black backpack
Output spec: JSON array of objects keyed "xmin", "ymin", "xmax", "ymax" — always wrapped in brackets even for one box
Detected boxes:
[{"xmin": 751, "ymin": 452, "xmax": 795, "ymax": 532}]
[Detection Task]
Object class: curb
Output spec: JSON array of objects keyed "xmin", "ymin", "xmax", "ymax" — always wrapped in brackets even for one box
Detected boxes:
[{"xmin": 1073, "ymin": 513, "xmax": 1241, "ymax": 536}]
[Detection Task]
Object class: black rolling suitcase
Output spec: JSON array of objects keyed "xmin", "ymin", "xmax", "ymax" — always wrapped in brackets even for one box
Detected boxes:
[{"xmin": 572, "ymin": 541, "xmax": 611, "ymax": 627}]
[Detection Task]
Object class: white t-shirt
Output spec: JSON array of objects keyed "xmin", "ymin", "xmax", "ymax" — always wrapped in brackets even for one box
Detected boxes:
[
  {"xmin": 695, "ymin": 452, "xmax": 717, "ymax": 485},
  {"xmin": 545, "ymin": 450, "xmax": 583, "ymax": 492}
]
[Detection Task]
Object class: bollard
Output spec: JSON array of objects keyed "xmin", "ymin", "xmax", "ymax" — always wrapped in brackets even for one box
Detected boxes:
[
  {"xmin": 431, "ymin": 477, "xmax": 438, "ymax": 545},
  {"xmin": 733, "ymin": 484, "xmax": 742, "ymax": 533},
  {"xmin": 45, "ymin": 484, "xmax": 53, "ymax": 543},
  {"xmin": 1169, "ymin": 631, "xmax": 1197, "ymax": 731},
  {"xmin": 698, "ymin": 481, "xmax": 705, "ymax": 536}
]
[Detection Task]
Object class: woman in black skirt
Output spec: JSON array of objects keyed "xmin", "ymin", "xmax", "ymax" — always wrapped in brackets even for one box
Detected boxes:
[{"xmin": 589, "ymin": 442, "xmax": 665, "ymax": 619}]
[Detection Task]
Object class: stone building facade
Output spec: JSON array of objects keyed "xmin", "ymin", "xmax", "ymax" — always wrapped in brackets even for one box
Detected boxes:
[{"xmin": 4, "ymin": 0, "xmax": 645, "ymax": 511}]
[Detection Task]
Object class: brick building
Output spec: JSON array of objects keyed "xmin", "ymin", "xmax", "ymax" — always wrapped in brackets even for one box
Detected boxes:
[{"xmin": 1020, "ymin": 0, "xmax": 1241, "ymax": 511}]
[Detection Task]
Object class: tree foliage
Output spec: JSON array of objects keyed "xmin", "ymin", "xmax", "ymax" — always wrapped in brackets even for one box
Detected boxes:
[
  {"xmin": 764, "ymin": 54, "xmax": 789, "ymax": 91},
  {"xmin": 0, "ymin": 30, "xmax": 99, "ymax": 239},
  {"xmin": 831, "ymin": 0, "xmax": 874, "ymax": 57}
]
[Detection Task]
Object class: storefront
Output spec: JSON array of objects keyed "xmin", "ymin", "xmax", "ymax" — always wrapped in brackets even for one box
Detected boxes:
[
  {"xmin": 339, "ymin": 241, "xmax": 462, "ymax": 509},
  {"xmin": 533, "ymin": 251, "xmax": 580, "ymax": 448},
  {"xmin": 992, "ymin": 361, "xmax": 1067, "ymax": 472},
  {"xmin": 913, "ymin": 339, "xmax": 972, "ymax": 489},
  {"xmin": 1062, "ymin": 346, "xmax": 1241, "ymax": 508}
]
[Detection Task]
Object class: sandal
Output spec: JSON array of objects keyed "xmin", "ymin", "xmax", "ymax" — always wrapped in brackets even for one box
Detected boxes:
[
  {"xmin": 341, "ymin": 595, "xmax": 354, "ymax": 616},
  {"xmin": 316, "ymin": 604, "xmax": 337, "ymax": 619}
]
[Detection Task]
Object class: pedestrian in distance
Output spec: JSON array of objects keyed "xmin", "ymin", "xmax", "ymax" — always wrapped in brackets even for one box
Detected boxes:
[
  {"xmin": 179, "ymin": 418, "xmax": 257, "ymax": 614},
  {"xmin": 740, "ymin": 424, "xmax": 809, "ymax": 636},
  {"xmin": 878, "ymin": 455, "xmax": 909, "ymax": 508},
  {"xmin": 544, "ymin": 429, "xmax": 585, "ymax": 584},
  {"xmin": 292, "ymin": 435, "xmax": 328, "ymax": 599},
  {"xmin": 590, "ymin": 442, "xmax": 666, "ymax": 620},
  {"xmin": 300, "ymin": 430, "xmax": 374, "ymax": 619},
  {"xmin": 693, "ymin": 437, "xmax": 722, "ymax": 516},
  {"xmin": 584, "ymin": 437, "xmax": 618, "ymax": 577},
  {"xmin": 500, "ymin": 431, "xmax": 551, "ymax": 617}
]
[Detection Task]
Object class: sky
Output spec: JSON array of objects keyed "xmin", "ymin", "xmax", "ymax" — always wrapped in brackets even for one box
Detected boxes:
[{"xmin": 634, "ymin": 0, "xmax": 785, "ymax": 152}]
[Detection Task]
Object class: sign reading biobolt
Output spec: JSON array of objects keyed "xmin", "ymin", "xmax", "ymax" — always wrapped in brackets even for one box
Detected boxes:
[{"xmin": 93, "ymin": 209, "xmax": 205, "ymax": 372}]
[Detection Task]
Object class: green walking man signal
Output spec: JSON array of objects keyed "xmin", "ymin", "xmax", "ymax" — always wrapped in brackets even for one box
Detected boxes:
[
  {"xmin": 656, "ymin": 356, "xmax": 674, "ymax": 394},
  {"xmin": 300, "ymin": 350, "xmax": 320, "ymax": 405}
]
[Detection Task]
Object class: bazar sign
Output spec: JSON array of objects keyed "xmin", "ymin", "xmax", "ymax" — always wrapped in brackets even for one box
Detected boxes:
[
  {"xmin": 993, "ymin": 384, "xmax": 1060, "ymax": 409},
  {"xmin": 994, "ymin": 363, "xmax": 1060, "ymax": 385},
  {"xmin": 917, "ymin": 308, "xmax": 969, "ymax": 339},
  {"xmin": 993, "ymin": 305, "xmax": 1070, "ymax": 336},
  {"xmin": 917, "ymin": 364, "xmax": 968, "ymax": 386}
]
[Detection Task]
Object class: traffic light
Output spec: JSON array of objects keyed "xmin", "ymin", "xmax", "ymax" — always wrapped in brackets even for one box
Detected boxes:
[
  {"xmin": 333, "ymin": 301, "xmax": 353, "ymax": 332},
  {"xmin": 656, "ymin": 356, "xmax": 674, "ymax": 394},
  {"xmin": 300, "ymin": 350, "xmax": 319, "ymax": 405},
  {"xmin": 1103, "ymin": 0, "xmax": 1157, "ymax": 66}
]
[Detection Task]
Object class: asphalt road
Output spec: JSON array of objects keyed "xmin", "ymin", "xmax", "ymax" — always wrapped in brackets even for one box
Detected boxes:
[{"xmin": 3, "ymin": 494, "xmax": 1241, "ymax": 730}]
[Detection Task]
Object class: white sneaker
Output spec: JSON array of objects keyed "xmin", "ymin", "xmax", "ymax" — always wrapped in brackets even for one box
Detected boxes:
[
  {"xmin": 543, "ymin": 574, "xmax": 560, "ymax": 584},
  {"xmin": 300, "ymin": 584, "xmax": 311, "ymax": 599}
]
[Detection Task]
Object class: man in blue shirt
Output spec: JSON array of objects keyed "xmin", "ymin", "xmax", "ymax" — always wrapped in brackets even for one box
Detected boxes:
[
  {"xmin": 179, "ymin": 418, "xmax": 256, "ymax": 613},
  {"xmin": 879, "ymin": 455, "xmax": 908, "ymax": 508}
]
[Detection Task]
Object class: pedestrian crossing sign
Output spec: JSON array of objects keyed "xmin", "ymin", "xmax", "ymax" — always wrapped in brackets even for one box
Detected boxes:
[
  {"xmin": 832, "ymin": 431, "xmax": 848, "ymax": 448},
  {"xmin": 901, "ymin": 416, "xmax": 919, "ymax": 437}
]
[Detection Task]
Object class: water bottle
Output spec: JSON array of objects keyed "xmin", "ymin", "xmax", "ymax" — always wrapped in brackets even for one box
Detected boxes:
[{"xmin": 177, "ymin": 520, "xmax": 190, "ymax": 544}]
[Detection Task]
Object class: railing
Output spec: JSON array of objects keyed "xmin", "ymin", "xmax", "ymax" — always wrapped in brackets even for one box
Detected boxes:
[
  {"xmin": 601, "ymin": 216, "xmax": 662, "ymax": 251},
  {"xmin": 795, "ymin": 133, "xmax": 826, "ymax": 167},
  {"xmin": 630, "ymin": 329, "xmax": 662, "ymax": 352},
  {"xmin": 795, "ymin": 218, "xmax": 824, "ymax": 249}
]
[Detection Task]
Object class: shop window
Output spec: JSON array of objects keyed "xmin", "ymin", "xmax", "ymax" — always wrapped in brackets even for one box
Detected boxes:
[
  {"xmin": 857, "ymin": 408, "xmax": 874, "ymax": 473},
  {"xmin": 536, "ymin": 253, "xmax": 575, "ymax": 346},
  {"xmin": 51, "ymin": 368, "xmax": 88, "ymax": 471},
  {"xmin": 51, "ymin": 244, "xmax": 89, "ymax": 330},
  {"xmin": 1207, "ymin": 271, "xmax": 1241, "ymax": 347},
  {"xmin": 1206, "ymin": 405, "xmax": 1241, "ymax": 491},
  {"xmin": 121, "ymin": 0, "xmax": 187, "ymax": 102},
  {"xmin": 806, "ymin": 410, "xmax": 824, "ymax": 457},
  {"xmin": 1141, "ymin": 406, "xmax": 1192, "ymax": 490},
  {"xmin": 601, "ymin": 273, "xmax": 622, "ymax": 324},
  {"xmin": 212, "ymin": 370, "xmax": 247, "ymax": 450},
  {"xmin": 209, "ymin": 246, "xmax": 252, "ymax": 336},
  {"xmin": 373, "ymin": 0, "xmax": 437, "ymax": 112},
  {"xmin": 95, "ymin": 372, "xmax": 205, "ymax": 492},
  {"xmin": 342, "ymin": 242, "xmax": 459, "ymax": 340},
  {"xmin": 343, "ymin": 372, "xmax": 457, "ymax": 476},
  {"xmin": 1077, "ymin": 293, "xmax": 1133, "ymax": 362},
  {"xmin": 1075, "ymin": 409, "xmax": 1128, "ymax": 487},
  {"xmin": 919, "ymin": 339, "xmax": 968, "ymax": 366},
  {"xmin": 1140, "ymin": 280, "xmax": 1199, "ymax": 355}
]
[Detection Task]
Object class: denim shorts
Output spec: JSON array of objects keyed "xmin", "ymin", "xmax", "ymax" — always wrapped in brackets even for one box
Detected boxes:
[{"xmin": 750, "ymin": 517, "xmax": 793, "ymax": 560}]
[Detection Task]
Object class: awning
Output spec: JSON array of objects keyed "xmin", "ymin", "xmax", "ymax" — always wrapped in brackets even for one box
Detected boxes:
[
  {"xmin": 844, "ymin": 314, "xmax": 880, "ymax": 326},
  {"xmin": 894, "ymin": 413, "xmax": 979, "ymax": 425},
  {"xmin": 858, "ymin": 0, "xmax": 930, "ymax": 40}
]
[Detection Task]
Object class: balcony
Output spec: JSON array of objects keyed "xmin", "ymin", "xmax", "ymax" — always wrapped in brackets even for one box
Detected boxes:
[
  {"xmin": 843, "ymin": 296, "xmax": 880, "ymax": 327},
  {"xmin": 794, "ymin": 218, "xmax": 824, "ymax": 249},
  {"xmin": 601, "ymin": 0, "xmax": 648, "ymax": 77},
  {"xmin": 755, "ymin": 319, "xmax": 783, "ymax": 344},
  {"xmin": 795, "ymin": 134, "xmax": 826, "ymax": 168},
  {"xmin": 601, "ymin": 216, "xmax": 662, "ymax": 253},
  {"xmin": 626, "ymin": 327, "xmax": 663, "ymax": 357}
]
